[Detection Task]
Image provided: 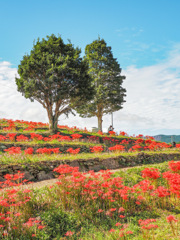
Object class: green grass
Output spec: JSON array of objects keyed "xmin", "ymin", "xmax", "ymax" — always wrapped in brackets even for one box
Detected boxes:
[
  {"xmin": 26, "ymin": 161, "xmax": 180, "ymax": 239},
  {"xmin": 0, "ymin": 140, "xmax": 103, "ymax": 146},
  {"xmin": 0, "ymin": 149, "xmax": 179, "ymax": 165},
  {"xmin": 113, "ymin": 161, "xmax": 172, "ymax": 186}
]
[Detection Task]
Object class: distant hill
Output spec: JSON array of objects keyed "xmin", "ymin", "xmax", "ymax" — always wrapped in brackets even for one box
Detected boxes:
[{"xmin": 153, "ymin": 135, "xmax": 180, "ymax": 143}]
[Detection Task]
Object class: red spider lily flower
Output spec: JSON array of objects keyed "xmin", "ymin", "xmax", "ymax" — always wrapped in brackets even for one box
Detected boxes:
[
  {"xmin": 141, "ymin": 224, "xmax": 158, "ymax": 230},
  {"xmin": 30, "ymin": 133, "xmax": 43, "ymax": 141},
  {"xmin": 51, "ymin": 148, "xmax": 60, "ymax": 154},
  {"xmin": 119, "ymin": 215, "xmax": 125, "ymax": 218},
  {"xmin": 118, "ymin": 207, "xmax": 125, "ymax": 212},
  {"xmin": 97, "ymin": 130, "xmax": 103, "ymax": 135},
  {"xmin": 110, "ymin": 208, "xmax": 116, "ymax": 212},
  {"xmin": 115, "ymin": 222, "xmax": 122, "ymax": 226},
  {"xmin": 6, "ymin": 133, "xmax": 16, "ymax": 141},
  {"xmin": 109, "ymin": 145, "xmax": 125, "ymax": 152},
  {"xmin": 4, "ymin": 174, "xmax": 13, "ymax": 180},
  {"xmin": 71, "ymin": 134, "xmax": 82, "ymax": 140},
  {"xmin": 38, "ymin": 225, "xmax": 45, "ymax": 229},
  {"xmin": 136, "ymin": 134, "xmax": 144, "ymax": 138},
  {"xmin": 24, "ymin": 147, "xmax": 34, "ymax": 155},
  {"xmin": 90, "ymin": 146, "xmax": 103, "ymax": 153},
  {"xmin": 126, "ymin": 231, "xmax": 133, "ymax": 234},
  {"xmin": 16, "ymin": 135, "xmax": 29, "ymax": 142},
  {"xmin": 138, "ymin": 219, "xmax": 157, "ymax": 226},
  {"xmin": 14, "ymin": 212, "xmax": 22, "ymax": 217},
  {"xmin": 109, "ymin": 229, "xmax": 116, "ymax": 232},
  {"xmin": 23, "ymin": 189, "xmax": 32, "ymax": 193},
  {"xmin": 4, "ymin": 217, "xmax": 12, "ymax": 222},
  {"xmin": 58, "ymin": 136, "xmax": 71, "ymax": 141},
  {"xmin": 166, "ymin": 215, "xmax": 178, "ymax": 222},
  {"xmin": 36, "ymin": 148, "xmax": 51, "ymax": 154},
  {"xmin": 53, "ymin": 165, "xmax": 79, "ymax": 175},
  {"xmin": 6, "ymin": 211, "xmax": 12, "ymax": 214},
  {"xmin": 120, "ymin": 139, "xmax": 129, "ymax": 145},
  {"xmin": 0, "ymin": 135, "xmax": 7, "ymax": 141},
  {"xmin": 65, "ymin": 231, "xmax": 74, "ymax": 236},
  {"xmin": 119, "ymin": 131, "xmax": 127, "ymax": 136},
  {"xmin": 4, "ymin": 147, "xmax": 21, "ymax": 154},
  {"xmin": 135, "ymin": 138, "xmax": 144, "ymax": 144},
  {"xmin": 152, "ymin": 186, "xmax": 170, "ymax": 197},
  {"xmin": 97, "ymin": 209, "xmax": 104, "ymax": 213},
  {"xmin": 109, "ymin": 131, "xmax": 116, "ymax": 136},
  {"xmin": 66, "ymin": 148, "xmax": 80, "ymax": 155},
  {"xmin": 169, "ymin": 161, "xmax": 180, "ymax": 173},
  {"xmin": 142, "ymin": 168, "xmax": 161, "ymax": 179},
  {"xmin": 132, "ymin": 144, "xmax": 142, "ymax": 151}
]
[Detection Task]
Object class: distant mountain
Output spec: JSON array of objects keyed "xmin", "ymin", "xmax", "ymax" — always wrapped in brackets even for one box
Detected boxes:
[{"xmin": 153, "ymin": 135, "xmax": 180, "ymax": 143}]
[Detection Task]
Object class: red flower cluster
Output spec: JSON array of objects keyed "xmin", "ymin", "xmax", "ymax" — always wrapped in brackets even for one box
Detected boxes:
[
  {"xmin": 109, "ymin": 131, "xmax": 116, "ymax": 136},
  {"xmin": 71, "ymin": 134, "xmax": 82, "ymax": 140},
  {"xmin": 36, "ymin": 148, "xmax": 60, "ymax": 154},
  {"xmin": 6, "ymin": 133, "xmax": 16, "ymax": 141},
  {"xmin": 24, "ymin": 148, "xmax": 34, "ymax": 155},
  {"xmin": 16, "ymin": 135, "xmax": 29, "ymax": 142},
  {"xmin": 30, "ymin": 133, "xmax": 43, "ymax": 141},
  {"xmin": 141, "ymin": 168, "xmax": 161, "ymax": 180},
  {"xmin": 166, "ymin": 215, "xmax": 178, "ymax": 223},
  {"xmin": 90, "ymin": 145, "xmax": 104, "ymax": 153},
  {"xmin": 119, "ymin": 131, "xmax": 127, "ymax": 136},
  {"xmin": 109, "ymin": 145, "xmax": 125, "ymax": 152},
  {"xmin": 0, "ymin": 135, "xmax": 7, "ymax": 141},
  {"xmin": 169, "ymin": 160, "xmax": 180, "ymax": 173},
  {"xmin": 138, "ymin": 219, "xmax": 158, "ymax": 230},
  {"xmin": 4, "ymin": 147, "xmax": 21, "ymax": 154},
  {"xmin": 66, "ymin": 148, "xmax": 80, "ymax": 155}
]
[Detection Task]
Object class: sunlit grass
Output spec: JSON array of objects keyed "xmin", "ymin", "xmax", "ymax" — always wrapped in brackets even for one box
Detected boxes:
[{"xmin": 0, "ymin": 149, "xmax": 179, "ymax": 165}]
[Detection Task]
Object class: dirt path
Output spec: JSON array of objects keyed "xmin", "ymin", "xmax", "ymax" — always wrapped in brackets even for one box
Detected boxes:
[{"xmin": 22, "ymin": 166, "xmax": 143, "ymax": 190}]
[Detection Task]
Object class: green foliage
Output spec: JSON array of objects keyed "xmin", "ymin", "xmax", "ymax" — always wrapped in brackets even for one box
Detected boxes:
[
  {"xmin": 15, "ymin": 34, "xmax": 94, "ymax": 130},
  {"xmin": 76, "ymin": 38, "xmax": 126, "ymax": 130},
  {"xmin": 40, "ymin": 207, "xmax": 79, "ymax": 239},
  {"xmin": 113, "ymin": 161, "xmax": 170, "ymax": 186}
]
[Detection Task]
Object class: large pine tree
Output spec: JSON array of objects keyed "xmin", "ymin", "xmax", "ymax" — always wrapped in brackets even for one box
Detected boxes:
[
  {"xmin": 76, "ymin": 38, "xmax": 126, "ymax": 131},
  {"xmin": 15, "ymin": 34, "xmax": 94, "ymax": 132}
]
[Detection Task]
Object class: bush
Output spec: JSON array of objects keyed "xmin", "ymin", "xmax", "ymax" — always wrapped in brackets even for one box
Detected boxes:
[{"xmin": 40, "ymin": 207, "xmax": 80, "ymax": 238}]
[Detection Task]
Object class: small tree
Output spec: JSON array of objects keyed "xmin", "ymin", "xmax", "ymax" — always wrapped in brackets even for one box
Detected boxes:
[
  {"xmin": 15, "ymin": 34, "xmax": 94, "ymax": 132},
  {"xmin": 76, "ymin": 38, "xmax": 126, "ymax": 131}
]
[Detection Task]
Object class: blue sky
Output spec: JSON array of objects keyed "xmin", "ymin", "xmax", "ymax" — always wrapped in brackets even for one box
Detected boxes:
[
  {"xmin": 1, "ymin": 0, "xmax": 180, "ymax": 136},
  {"xmin": 1, "ymin": 0, "xmax": 180, "ymax": 68}
]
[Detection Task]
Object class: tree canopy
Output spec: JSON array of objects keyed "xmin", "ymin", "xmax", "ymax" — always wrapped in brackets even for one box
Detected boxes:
[
  {"xmin": 15, "ymin": 34, "xmax": 94, "ymax": 131},
  {"xmin": 76, "ymin": 38, "xmax": 126, "ymax": 131}
]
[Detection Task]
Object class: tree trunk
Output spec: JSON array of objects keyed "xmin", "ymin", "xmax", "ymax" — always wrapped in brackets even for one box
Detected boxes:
[
  {"xmin": 98, "ymin": 115, "xmax": 103, "ymax": 131},
  {"xmin": 47, "ymin": 109, "xmax": 58, "ymax": 133},
  {"xmin": 49, "ymin": 116, "xmax": 58, "ymax": 133}
]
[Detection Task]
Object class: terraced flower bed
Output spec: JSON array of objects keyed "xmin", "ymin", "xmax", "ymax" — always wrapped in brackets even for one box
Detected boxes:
[{"xmin": 0, "ymin": 119, "xmax": 180, "ymax": 239}]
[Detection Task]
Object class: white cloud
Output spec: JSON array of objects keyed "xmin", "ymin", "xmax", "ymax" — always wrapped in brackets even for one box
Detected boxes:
[
  {"xmin": 0, "ymin": 61, "xmax": 47, "ymax": 122},
  {"xmin": 1, "ymin": 45, "xmax": 180, "ymax": 136}
]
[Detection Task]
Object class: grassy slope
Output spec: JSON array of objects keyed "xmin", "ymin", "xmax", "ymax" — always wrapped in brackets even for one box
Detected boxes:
[{"xmin": 30, "ymin": 161, "xmax": 180, "ymax": 240}]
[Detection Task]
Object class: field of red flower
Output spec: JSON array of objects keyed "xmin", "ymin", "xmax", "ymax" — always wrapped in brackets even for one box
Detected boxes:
[
  {"xmin": 0, "ymin": 161, "xmax": 179, "ymax": 239},
  {"xmin": 0, "ymin": 118, "xmax": 179, "ymax": 239}
]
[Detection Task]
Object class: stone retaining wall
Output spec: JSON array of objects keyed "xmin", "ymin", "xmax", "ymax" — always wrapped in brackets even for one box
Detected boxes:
[{"xmin": 0, "ymin": 152, "xmax": 179, "ymax": 182}]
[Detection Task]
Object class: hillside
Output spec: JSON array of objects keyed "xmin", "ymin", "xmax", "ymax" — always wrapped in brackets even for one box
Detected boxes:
[
  {"xmin": 154, "ymin": 134, "xmax": 180, "ymax": 143},
  {"xmin": 0, "ymin": 118, "xmax": 179, "ymax": 239}
]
